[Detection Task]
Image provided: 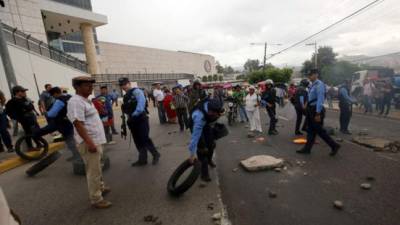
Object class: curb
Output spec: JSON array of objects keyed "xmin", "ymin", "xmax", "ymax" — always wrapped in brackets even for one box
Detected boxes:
[{"xmin": 0, "ymin": 142, "xmax": 65, "ymax": 174}]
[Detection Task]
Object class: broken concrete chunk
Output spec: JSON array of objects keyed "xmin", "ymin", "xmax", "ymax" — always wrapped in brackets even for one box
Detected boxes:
[
  {"xmin": 274, "ymin": 168, "xmax": 282, "ymax": 172},
  {"xmin": 232, "ymin": 168, "xmax": 238, "ymax": 172},
  {"xmin": 333, "ymin": 200, "xmax": 344, "ymax": 210},
  {"xmin": 352, "ymin": 136, "xmax": 394, "ymax": 151},
  {"xmin": 212, "ymin": 213, "xmax": 222, "ymax": 221},
  {"xmin": 240, "ymin": 155, "xmax": 284, "ymax": 172},
  {"xmin": 360, "ymin": 183, "xmax": 372, "ymax": 190}
]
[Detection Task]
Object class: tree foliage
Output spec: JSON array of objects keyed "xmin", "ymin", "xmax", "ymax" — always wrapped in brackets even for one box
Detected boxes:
[
  {"xmin": 224, "ymin": 66, "xmax": 235, "ymax": 74},
  {"xmin": 216, "ymin": 61, "xmax": 224, "ymax": 74},
  {"xmin": 244, "ymin": 59, "xmax": 260, "ymax": 72},
  {"xmin": 321, "ymin": 61, "xmax": 361, "ymax": 85},
  {"xmin": 213, "ymin": 74, "xmax": 218, "ymax": 81},
  {"xmin": 218, "ymin": 75, "xmax": 223, "ymax": 81},
  {"xmin": 248, "ymin": 67, "xmax": 293, "ymax": 84},
  {"xmin": 202, "ymin": 76, "xmax": 208, "ymax": 82},
  {"xmin": 301, "ymin": 46, "xmax": 337, "ymax": 76},
  {"xmin": 207, "ymin": 75, "xmax": 213, "ymax": 82}
]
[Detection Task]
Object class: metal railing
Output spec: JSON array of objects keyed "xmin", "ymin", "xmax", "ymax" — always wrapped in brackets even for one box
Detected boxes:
[
  {"xmin": 1, "ymin": 23, "xmax": 88, "ymax": 73},
  {"xmin": 93, "ymin": 73, "xmax": 195, "ymax": 83}
]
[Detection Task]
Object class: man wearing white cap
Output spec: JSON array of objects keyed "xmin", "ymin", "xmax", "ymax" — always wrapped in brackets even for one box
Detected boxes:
[{"xmin": 245, "ymin": 86, "xmax": 262, "ymax": 133}]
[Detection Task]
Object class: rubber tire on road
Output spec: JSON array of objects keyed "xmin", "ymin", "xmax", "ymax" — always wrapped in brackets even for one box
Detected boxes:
[
  {"xmin": 15, "ymin": 135, "xmax": 49, "ymax": 161},
  {"xmin": 167, "ymin": 159, "xmax": 201, "ymax": 197},
  {"xmin": 72, "ymin": 154, "xmax": 111, "ymax": 176},
  {"xmin": 25, "ymin": 151, "xmax": 61, "ymax": 177}
]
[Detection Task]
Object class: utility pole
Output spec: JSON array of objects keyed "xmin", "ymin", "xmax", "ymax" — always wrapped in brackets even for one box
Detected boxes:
[
  {"xmin": 250, "ymin": 42, "xmax": 282, "ymax": 71},
  {"xmin": 0, "ymin": 20, "xmax": 17, "ymax": 96},
  {"xmin": 306, "ymin": 41, "xmax": 318, "ymax": 69}
]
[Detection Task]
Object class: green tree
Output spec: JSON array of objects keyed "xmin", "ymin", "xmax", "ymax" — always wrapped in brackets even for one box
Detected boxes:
[
  {"xmin": 244, "ymin": 59, "xmax": 260, "ymax": 72},
  {"xmin": 213, "ymin": 74, "xmax": 218, "ymax": 81},
  {"xmin": 301, "ymin": 46, "xmax": 337, "ymax": 77},
  {"xmin": 202, "ymin": 76, "xmax": 208, "ymax": 82},
  {"xmin": 247, "ymin": 67, "xmax": 292, "ymax": 84},
  {"xmin": 301, "ymin": 60, "xmax": 313, "ymax": 76},
  {"xmin": 218, "ymin": 75, "xmax": 223, "ymax": 81},
  {"xmin": 216, "ymin": 61, "xmax": 224, "ymax": 74},
  {"xmin": 224, "ymin": 66, "xmax": 234, "ymax": 74},
  {"xmin": 207, "ymin": 75, "xmax": 213, "ymax": 82}
]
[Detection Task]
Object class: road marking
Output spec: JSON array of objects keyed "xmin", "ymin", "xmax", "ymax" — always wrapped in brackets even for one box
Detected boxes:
[
  {"xmin": 0, "ymin": 142, "xmax": 65, "ymax": 174},
  {"xmin": 278, "ymin": 116, "xmax": 289, "ymax": 121}
]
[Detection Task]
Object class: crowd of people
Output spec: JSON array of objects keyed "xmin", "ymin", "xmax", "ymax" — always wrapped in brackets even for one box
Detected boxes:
[{"xmin": 0, "ymin": 68, "xmax": 396, "ymax": 209}]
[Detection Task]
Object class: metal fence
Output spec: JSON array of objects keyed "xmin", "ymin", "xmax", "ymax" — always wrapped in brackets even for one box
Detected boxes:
[
  {"xmin": 1, "ymin": 23, "xmax": 88, "ymax": 73},
  {"xmin": 92, "ymin": 73, "xmax": 195, "ymax": 95}
]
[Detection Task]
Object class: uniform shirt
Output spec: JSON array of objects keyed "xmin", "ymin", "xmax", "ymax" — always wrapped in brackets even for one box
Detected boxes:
[
  {"xmin": 67, "ymin": 94, "xmax": 106, "ymax": 145},
  {"xmin": 130, "ymin": 88, "xmax": 146, "ymax": 117},
  {"xmin": 339, "ymin": 87, "xmax": 356, "ymax": 104},
  {"xmin": 188, "ymin": 102, "xmax": 208, "ymax": 155},
  {"xmin": 47, "ymin": 100, "xmax": 65, "ymax": 118},
  {"xmin": 245, "ymin": 93, "xmax": 260, "ymax": 111},
  {"xmin": 308, "ymin": 79, "xmax": 325, "ymax": 113},
  {"xmin": 153, "ymin": 89, "xmax": 165, "ymax": 102}
]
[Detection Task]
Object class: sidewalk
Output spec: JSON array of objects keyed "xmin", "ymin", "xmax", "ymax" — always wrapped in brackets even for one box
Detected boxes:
[{"xmin": 325, "ymin": 101, "xmax": 400, "ymax": 120}]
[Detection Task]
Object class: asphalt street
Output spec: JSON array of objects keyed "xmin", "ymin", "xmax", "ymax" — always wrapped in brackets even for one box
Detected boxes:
[
  {"xmin": 0, "ymin": 105, "xmax": 399, "ymax": 225},
  {"xmin": 216, "ymin": 106, "xmax": 400, "ymax": 225},
  {"xmin": 0, "ymin": 107, "xmax": 224, "ymax": 225}
]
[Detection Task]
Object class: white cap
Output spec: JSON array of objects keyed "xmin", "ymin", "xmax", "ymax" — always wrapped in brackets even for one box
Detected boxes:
[{"xmin": 265, "ymin": 79, "xmax": 274, "ymax": 85}]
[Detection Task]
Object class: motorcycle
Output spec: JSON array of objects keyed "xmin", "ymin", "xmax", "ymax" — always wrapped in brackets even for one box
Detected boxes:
[{"xmin": 225, "ymin": 96, "xmax": 238, "ymax": 126}]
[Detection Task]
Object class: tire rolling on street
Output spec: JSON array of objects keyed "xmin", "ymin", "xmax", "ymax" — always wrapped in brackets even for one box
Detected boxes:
[
  {"xmin": 167, "ymin": 159, "xmax": 201, "ymax": 197},
  {"xmin": 25, "ymin": 151, "xmax": 62, "ymax": 177}
]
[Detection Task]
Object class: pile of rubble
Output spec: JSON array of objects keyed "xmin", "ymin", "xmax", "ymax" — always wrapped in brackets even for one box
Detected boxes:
[{"xmin": 352, "ymin": 136, "xmax": 400, "ymax": 153}]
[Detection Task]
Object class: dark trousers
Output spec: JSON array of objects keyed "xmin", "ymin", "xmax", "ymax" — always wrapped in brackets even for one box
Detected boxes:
[
  {"xmin": 295, "ymin": 107, "xmax": 306, "ymax": 133},
  {"xmin": 380, "ymin": 97, "xmax": 392, "ymax": 115},
  {"xmin": 157, "ymin": 101, "xmax": 167, "ymax": 124},
  {"xmin": 0, "ymin": 112, "xmax": 12, "ymax": 150},
  {"xmin": 339, "ymin": 103, "xmax": 352, "ymax": 132},
  {"xmin": 197, "ymin": 124, "xmax": 215, "ymax": 178},
  {"xmin": 304, "ymin": 107, "xmax": 338, "ymax": 151},
  {"xmin": 104, "ymin": 125, "xmax": 112, "ymax": 143},
  {"xmin": 19, "ymin": 115, "xmax": 40, "ymax": 148},
  {"xmin": 176, "ymin": 108, "xmax": 189, "ymax": 131},
  {"xmin": 127, "ymin": 114, "xmax": 159, "ymax": 163},
  {"xmin": 266, "ymin": 106, "xmax": 277, "ymax": 132}
]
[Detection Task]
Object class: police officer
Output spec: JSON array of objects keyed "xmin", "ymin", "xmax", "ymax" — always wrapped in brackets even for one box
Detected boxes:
[
  {"xmin": 293, "ymin": 79, "xmax": 309, "ymax": 135},
  {"xmin": 45, "ymin": 87, "xmax": 80, "ymax": 161},
  {"xmin": 188, "ymin": 98, "xmax": 224, "ymax": 182},
  {"xmin": 338, "ymin": 80, "xmax": 357, "ymax": 134},
  {"xmin": 119, "ymin": 77, "xmax": 161, "ymax": 166},
  {"xmin": 261, "ymin": 79, "xmax": 278, "ymax": 135},
  {"xmin": 5, "ymin": 86, "xmax": 40, "ymax": 150},
  {"xmin": 297, "ymin": 69, "xmax": 340, "ymax": 156}
]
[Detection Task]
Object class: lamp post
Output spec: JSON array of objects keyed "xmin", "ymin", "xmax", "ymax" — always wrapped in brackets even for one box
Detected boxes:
[
  {"xmin": 306, "ymin": 41, "xmax": 318, "ymax": 69},
  {"xmin": 250, "ymin": 42, "xmax": 282, "ymax": 71}
]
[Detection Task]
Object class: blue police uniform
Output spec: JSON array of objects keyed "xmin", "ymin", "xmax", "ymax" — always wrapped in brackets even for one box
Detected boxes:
[
  {"xmin": 298, "ymin": 79, "xmax": 340, "ymax": 155},
  {"xmin": 122, "ymin": 87, "xmax": 160, "ymax": 166},
  {"xmin": 338, "ymin": 84, "xmax": 356, "ymax": 133}
]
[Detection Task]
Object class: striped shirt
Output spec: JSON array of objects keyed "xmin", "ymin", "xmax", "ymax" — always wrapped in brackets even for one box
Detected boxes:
[{"xmin": 173, "ymin": 93, "xmax": 189, "ymax": 109}]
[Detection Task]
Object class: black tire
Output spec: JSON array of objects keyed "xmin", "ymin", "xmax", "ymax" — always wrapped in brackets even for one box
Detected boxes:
[
  {"xmin": 72, "ymin": 154, "xmax": 111, "ymax": 176},
  {"xmin": 26, "ymin": 151, "xmax": 61, "ymax": 177},
  {"xmin": 15, "ymin": 135, "xmax": 49, "ymax": 161},
  {"xmin": 167, "ymin": 159, "xmax": 201, "ymax": 197}
]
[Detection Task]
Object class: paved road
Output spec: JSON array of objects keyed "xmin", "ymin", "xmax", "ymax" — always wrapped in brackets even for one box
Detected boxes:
[
  {"xmin": 216, "ymin": 107, "xmax": 400, "ymax": 225},
  {"xmin": 0, "ymin": 108, "xmax": 224, "ymax": 225}
]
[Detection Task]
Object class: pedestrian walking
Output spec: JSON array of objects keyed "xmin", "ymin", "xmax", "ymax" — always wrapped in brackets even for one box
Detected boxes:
[
  {"xmin": 67, "ymin": 76, "xmax": 111, "ymax": 209},
  {"xmin": 338, "ymin": 80, "xmax": 357, "ymax": 134},
  {"xmin": 173, "ymin": 85, "xmax": 190, "ymax": 131},
  {"xmin": 245, "ymin": 86, "xmax": 262, "ymax": 133},
  {"xmin": 5, "ymin": 86, "xmax": 40, "ymax": 150},
  {"xmin": 363, "ymin": 79, "xmax": 375, "ymax": 113},
  {"xmin": 293, "ymin": 79, "xmax": 309, "ymax": 135},
  {"xmin": 379, "ymin": 81, "xmax": 393, "ymax": 116},
  {"xmin": 39, "ymin": 84, "xmax": 55, "ymax": 115},
  {"xmin": 110, "ymin": 89, "xmax": 119, "ymax": 107},
  {"xmin": 188, "ymin": 98, "xmax": 224, "ymax": 182},
  {"xmin": 0, "ymin": 90, "xmax": 14, "ymax": 153},
  {"xmin": 119, "ymin": 77, "xmax": 160, "ymax": 167},
  {"xmin": 261, "ymin": 79, "xmax": 278, "ymax": 135},
  {"xmin": 296, "ymin": 69, "xmax": 340, "ymax": 156},
  {"xmin": 326, "ymin": 86, "xmax": 336, "ymax": 109},
  {"xmin": 275, "ymin": 85, "xmax": 286, "ymax": 107},
  {"xmin": 232, "ymin": 85, "xmax": 248, "ymax": 123},
  {"xmin": 188, "ymin": 80, "xmax": 207, "ymax": 112},
  {"xmin": 153, "ymin": 83, "xmax": 167, "ymax": 124},
  {"xmin": 163, "ymin": 89, "xmax": 177, "ymax": 123}
]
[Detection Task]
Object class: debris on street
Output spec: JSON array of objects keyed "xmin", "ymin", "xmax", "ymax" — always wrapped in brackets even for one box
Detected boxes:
[
  {"xmin": 232, "ymin": 168, "xmax": 238, "ymax": 172},
  {"xmin": 352, "ymin": 136, "xmax": 400, "ymax": 152},
  {"xmin": 360, "ymin": 183, "xmax": 372, "ymax": 190},
  {"xmin": 268, "ymin": 191, "xmax": 277, "ymax": 198},
  {"xmin": 333, "ymin": 200, "xmax": 344, "ymax": 210},
  {"xmin": 240, "ymin": 155, "xmax": 284, "ymax": 172}
]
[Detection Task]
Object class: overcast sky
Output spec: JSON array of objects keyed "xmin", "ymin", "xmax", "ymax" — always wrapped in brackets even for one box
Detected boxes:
[{"xmin": 92, "ymin": 0, "xmax": 400, "ymax": 68}]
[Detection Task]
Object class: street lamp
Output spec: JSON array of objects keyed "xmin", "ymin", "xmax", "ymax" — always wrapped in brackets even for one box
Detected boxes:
[
  {"xmin": 250, "ymin": 42, "xmax": 282, "ymax": 71},
  {"xmin": 306, "ymin": 41, "xmax": 318, "ymax": 69}
]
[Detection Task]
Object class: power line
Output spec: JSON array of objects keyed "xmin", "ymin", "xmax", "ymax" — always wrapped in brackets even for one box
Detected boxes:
[{"xmin": 267, "ymin": 0, "xmax": 385, "ymax": 60}]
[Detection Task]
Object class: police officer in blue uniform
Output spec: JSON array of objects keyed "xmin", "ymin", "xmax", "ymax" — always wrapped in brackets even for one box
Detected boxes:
[
  {"xmin": 297, "ymin": 69, "xmax": 341, "ymax": 156},
  {"xmin": 119, "ymin": 78, "xmax": 160, "ymax": 166},
  {"xmin": 338, "ymin": 80, "xmax": 357, "ymax": 134},
  {"xmin": 188, "ymin": 98, "xmax": 224, "ymax": 182}
]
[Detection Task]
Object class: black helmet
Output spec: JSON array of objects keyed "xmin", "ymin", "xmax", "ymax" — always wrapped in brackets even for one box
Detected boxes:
[{"xmin": 300, "ymin": 79, "xmax": 310, "ymax": 87}]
